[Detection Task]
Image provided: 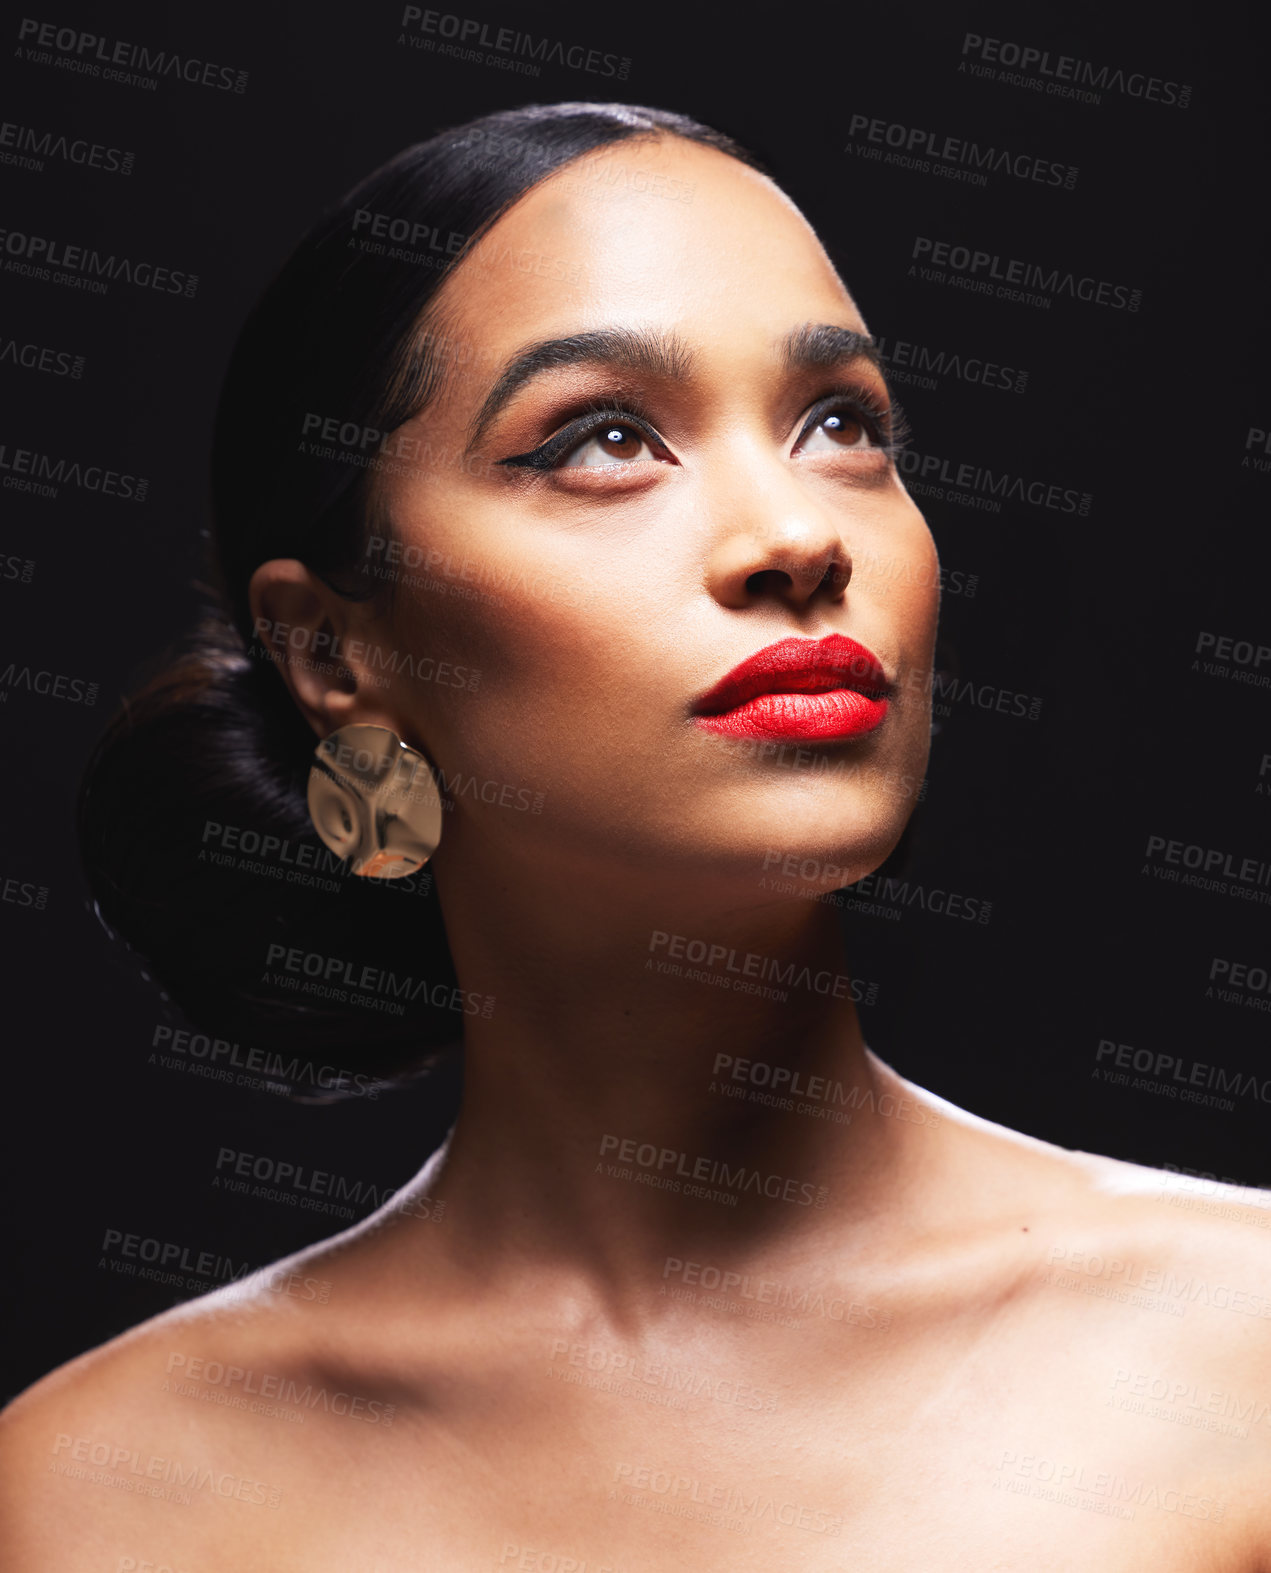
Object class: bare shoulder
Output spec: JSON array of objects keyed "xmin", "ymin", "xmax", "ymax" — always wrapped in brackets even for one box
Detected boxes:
[
  {"xmin": 933, "ymin": 1114, "xmax": 1271, "ymax": 1560},
  {"xmin": 916, "ymin": 1076, "xmax": 1271, "ymax": 1285},
  {"xmin": 917, "ymin": 1081, "xmax": 1271, "ymax": 1365},
  {"xmin": 1037, "ymin": 1144, "xmax": 1271, "ymax": 1322},
  {"xmin": 963, "ymin": 1106, "xmax": 1271, "ymax": 1391},
  {"xmin": 0, "ymin": 1239, "xmax": 363, "ymax": 1571}
]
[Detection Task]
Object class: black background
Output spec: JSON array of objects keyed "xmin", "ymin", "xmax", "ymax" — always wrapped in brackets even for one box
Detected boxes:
[{"xmin": 2, "ymin": 0, "xmax": 1267, "ymax": 1400}]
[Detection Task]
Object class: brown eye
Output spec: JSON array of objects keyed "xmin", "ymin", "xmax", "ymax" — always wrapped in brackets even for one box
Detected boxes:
[
  {"xmin": 561, "ymin": 421, "xmax": 654, "ymax": 468},
  {"xmin": 800, "ymin": 409, "xmax": 873, "ymax": 453}
]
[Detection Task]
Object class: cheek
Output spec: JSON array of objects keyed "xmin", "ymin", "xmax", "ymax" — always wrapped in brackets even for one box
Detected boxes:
[
  {"xmin": 855, "ymin": 521, "xmax": 941, "ymax": 639},
  {"xmin": 387, "ymin": 480, "xmax": 676, "ymax": 698},
  {"xmin": 385, "ymin": 542, "xmax": 644, "ymax": 800}
]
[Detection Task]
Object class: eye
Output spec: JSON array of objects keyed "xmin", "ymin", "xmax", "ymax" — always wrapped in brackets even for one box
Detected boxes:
[
  {"xmin": 797, "ymin": 404, "xmax": 878, "ymax": 455},
  {"xmin": 560, "ymin": 421, "xmax": 657, "ymax": 468},
  {"xmin": 498, "ymin": 407, "xmax": 669, "ymax": 473}
]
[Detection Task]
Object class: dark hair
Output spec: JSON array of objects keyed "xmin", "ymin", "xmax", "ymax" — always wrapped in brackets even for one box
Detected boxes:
[{"xmin": 77, "ymin": 102, "xmax": 769, "ymax": 1097}]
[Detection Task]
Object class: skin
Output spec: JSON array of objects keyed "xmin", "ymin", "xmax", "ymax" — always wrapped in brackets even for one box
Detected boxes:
[{"xmin": 4, "ymin": 133, "xmax": 1271, "ymax": 1572}]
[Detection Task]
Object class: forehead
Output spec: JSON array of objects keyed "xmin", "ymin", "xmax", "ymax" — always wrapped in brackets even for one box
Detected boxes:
[{"xmin": 431, "ymin": 135, "xmax": 864, "ymax": 369}]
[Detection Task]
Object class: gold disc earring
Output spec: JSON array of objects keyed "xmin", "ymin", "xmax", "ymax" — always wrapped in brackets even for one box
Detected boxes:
[{"xmin": 307, "ymin": 723, "xmax": 443, "ymax": 879}]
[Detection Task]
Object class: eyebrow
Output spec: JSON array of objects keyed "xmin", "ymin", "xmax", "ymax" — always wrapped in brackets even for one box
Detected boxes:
[
  {"xmin": 464, "ymin": 322, "xmax": 885, "ymax": 452},
  {"xmin": 780, "ymin": 322, "xmax": 884, "ymax": 378},
  {"xmin": 466, "ymin": 328, "xmax": 693, "ymax": 452}
]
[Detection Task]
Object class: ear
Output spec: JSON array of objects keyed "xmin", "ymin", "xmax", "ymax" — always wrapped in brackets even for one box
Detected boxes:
[{"xmin": 246, "ymin": 558, "xmax": 404, "ymax": 739}]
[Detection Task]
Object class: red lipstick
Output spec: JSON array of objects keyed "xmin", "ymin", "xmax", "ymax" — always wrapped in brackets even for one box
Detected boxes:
[{"xmin": 692, "ymin": 634, "xmax": 891, "ymax": 741}]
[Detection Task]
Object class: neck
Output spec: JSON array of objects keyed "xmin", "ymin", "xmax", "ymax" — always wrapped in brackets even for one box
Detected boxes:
[{"xmin": 409, "ymin": 840, "xmax": 938, "ymax": 1306}]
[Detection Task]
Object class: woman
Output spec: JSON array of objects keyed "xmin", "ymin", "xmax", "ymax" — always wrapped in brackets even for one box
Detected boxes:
[{"xmin": 3, "ymin": 100, "xmax": 1268, "ymax": 1569}]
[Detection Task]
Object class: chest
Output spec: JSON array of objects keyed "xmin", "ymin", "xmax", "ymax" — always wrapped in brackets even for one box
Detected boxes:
[{"xmin": 238, "ymin": 1342, "xmax": 1249, "ymax": 1572}]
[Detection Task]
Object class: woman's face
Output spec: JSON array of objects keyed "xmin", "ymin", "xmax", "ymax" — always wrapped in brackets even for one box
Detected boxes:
[{"xmin": 360, "ymin": 134, "xmax": 940, "ymax": 895}]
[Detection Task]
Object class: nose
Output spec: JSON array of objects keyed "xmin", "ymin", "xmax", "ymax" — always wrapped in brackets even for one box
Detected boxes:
[{"xmin": 703, "ymin": 487, "xmax": 853, "ymax": 613}]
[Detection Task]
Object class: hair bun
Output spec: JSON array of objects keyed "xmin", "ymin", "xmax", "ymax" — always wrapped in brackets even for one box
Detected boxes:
[{"xmin": 78, "ymin": 616, "xmax": 463, "ymax": 1093}]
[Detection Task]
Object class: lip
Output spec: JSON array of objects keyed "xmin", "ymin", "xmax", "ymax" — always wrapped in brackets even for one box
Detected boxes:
[{"xmin": 692, "ymin": 634, "xmax": 891, "ymax": 742}]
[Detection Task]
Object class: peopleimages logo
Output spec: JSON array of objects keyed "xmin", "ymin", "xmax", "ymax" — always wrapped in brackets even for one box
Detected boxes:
[
  {"xmin": 911, "ymin": 237, "xmax": 1141, "ymax": 311},
  {"xmin": 959, "ymin": 33, "xmax": 1191, "ymax": 108},
  {"xmin": 661, "ymin": 1256, "xmax": 890, "ymax": 1330},
  {"xmin": 15, "ymin": 18, "xmax": 249, "ymax": 93},
  {"xmin": 1095, "ymin": 1038, "xmax": 1271, "ymax": 1101},
  {"xmin": 0, "ymin": 226, "xmax": 197, "ymax": 297},
  {"xmin": 99, "ymin": 1227, "xmax": 331, "ymax": 1303},
  {"xmin": 994, "ymin": 1448, "xmax": 1222, "ymax": 1522},
  {"xmin": 1192, "ymin": 630, "xmax": 1271, "ymax": 691},
  {"xmin": 1209, "ymin": 958, "xmax": 1271, "ymax": 1015},
  {"xmin": 397, "ymin": 7, "xmax": 631, "ymax": 80},
  {"xmin": 0, "ymin": 332, "xmax": 84, "ymax": 377},
  {"xmin": 610, "ymin": 1462, "xmax": 842, "ymax": 1537},
  {"xmin": 1142, "ymin": 834, "xmax": 1271, "ymax": 905},
  {"xmin": 840, "ymin": 868, "xmax": 995, "ymax": 922},
  {"xmin": 165, "ymin": 1352, "xmax": 395, "ymax": 1425},
  {"xmin": 50, "ymin": 1433, "xmax": 281, "ymax": 1509},
  {"xmin": 0, "ymin": 119, "xmax": 134, "ymax": 175},
  {"xmin": 647, "ymin": 928, "xmax": 870, "ymax": 1001},
  {"xmin": 846, "ymin": 113, "xmax": 1077, "ymax": 190},
  {"xmin": 1109, "ymin": 1367, "xmax": 1271, "ymax": 1437},
  {"xmin": 0, "ymin": 440, "xmax": 146, "ymax": 500},
  {"xmin": 872, "ymin": 333, "xmax": 1028, "ymax": 394},
  {"xmin": 0, "ymin": 660, "xmax": 98, "ymax": 704},
  {"xmin": 597, "ymin": 1134, "xmax": 825, "ymax": 1209},
  {"xmin": 152, "ymin": 1023, "xmax": 383, "ymax": 1097},
  {"xmin": 897, "ymin": 447, "xmax": 1090, "ymax": 515},
  {"xmin": 2, "ymin": 873, "xmax": 48, "ymax": 909},
  {"xmin": 263, "ymin": 942, "xmax": 496, "ymax": 1019},
  {"xmin": 213, "ymin": 1147, "xmax": 444, "ymax": 1224},
  {"xmin": 1245, "ymin": 427, "xmax": 1271, "ymax": 473}
]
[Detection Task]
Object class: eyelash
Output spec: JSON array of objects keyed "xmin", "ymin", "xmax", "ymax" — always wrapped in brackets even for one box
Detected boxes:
[
  {"xmin": 498, "ymin": 388, "xmax": 911, "ymax": 472},
  {"xmin": 798, "ymin": 388, "xmax": 911, "ymax": 460}
]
